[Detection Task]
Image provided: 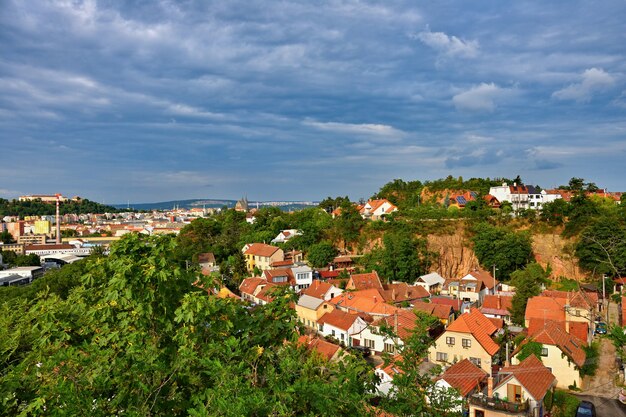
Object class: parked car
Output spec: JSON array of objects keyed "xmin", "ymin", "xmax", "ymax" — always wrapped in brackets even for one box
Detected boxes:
[
  {"xmin": 575, "ymin": 400, "xmax": 596, "ymax": 417},
  {"xmin": 594, "ymin": 322, "xmax": 607, "ymax": 335}
]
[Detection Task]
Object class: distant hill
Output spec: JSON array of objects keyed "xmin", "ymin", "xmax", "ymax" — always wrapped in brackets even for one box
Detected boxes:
[{"xmin": 113, "ymin": 199, "xmax": 319, "ymax": 212}]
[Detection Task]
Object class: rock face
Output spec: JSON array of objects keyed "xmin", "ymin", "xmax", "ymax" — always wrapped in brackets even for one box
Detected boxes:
[
  {"xmin": 531, "ymin": 233, "xmax": 584, "ymax": 281},
  {"xmin": 427, "ymin": 233, "xmax": 479, "ymax": 279},
  {"xmin": 426, "ymin": 227, "xmax": 586, "ymax": 281}
]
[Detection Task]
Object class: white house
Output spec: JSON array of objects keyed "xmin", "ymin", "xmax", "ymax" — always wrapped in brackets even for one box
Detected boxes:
[
  {"xmin": 271, "ymin": 229, "xmax": 302, "ymax": 244},
  {"xmin": 302, "ymin": 280, "xmax": 343, "ymax": 301},
  {"xmin": 359, "ymin": 199, "xmax": 398, "ymax": 220},
  {"xmin": 375, "ymin": 357, "xmax": 404, "ymax": 396},
  {"xmin": 317, "ymin": 310, "xmax": 370, "ymax": 346},
  {"xmin": 415, "ymin": 272, "xmax": 446, "ymax": 294},
  {"xmin": 291, "ymin": 264, "xmax": 313, "ymax": 292}
]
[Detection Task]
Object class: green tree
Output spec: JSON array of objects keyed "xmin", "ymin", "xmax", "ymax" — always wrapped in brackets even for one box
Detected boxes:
[
  {"xmin": 334, "ymin": 201, "xmax": 364, "ymax": 251},
  {"xmin": 540, "ymin": 199, "xmax": 571, "ymax": 225},
  {"xmin": 516, "ymin": 340, "xmax": 543, "ymax": 362},
  {"xmin": 509, "ymin": 263, "xmax": 549, "ymax": 325},
  {"xmin": 0, "ymin": 230, "xmax": 15, "ymax": 244},
  {"xmin": 306, "ymin": 241, "xmax": 338, "ymax": 268},
  {"xmin": 472, "ymin": 223, "xmax": 534, "ymax": 281},
  {"xmin": 575, "ymin": 216, "xmax": 626, "ymax": 277}
]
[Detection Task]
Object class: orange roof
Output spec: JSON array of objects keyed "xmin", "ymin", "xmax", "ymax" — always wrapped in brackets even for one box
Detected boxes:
[
  {"xmin": 302, "ymin": 280, "xmax": 334, "ymax": 299},
  {"xmin": 348, "ymin": 271, "xmax": 383, "ymax": 290},
  {"xmin": 271, "ymin": 260, "xmax": 294, "ymax": 267},
  {"xmin": 525, "ymin": 296, "xmax": 566, "ymax": 323},
  {"xmin": 482, "ymin": 295, "xmax": 513, "ymax": 312},
  {"xmin": 440, "ymin": 359, "xmax": 488, "ymax": 397},
  {"xmin": 569, "ymin": 321, "xmax": 589, "ymax": 342},
  {"xmin": 298, "ymin": 336, "xmax": 341, "ymax": 361},
  {"xmin": 263, "ymin": 268, "xmax": 295, "ymax": 285},
  {"xmin": 498, "ymin": 355, "xmax": 555, "ymax": 401},
  {"xmin": 239, "ymin": 277, "xmax": 265, "ymax": 295},
  {"xmin": 381, "ymin": 283, "xmax": 430, "ymax": 303},
  {"xmin": 330, "ymin": 289, "xmax": 397, "ymax": 316},
  {"xmin": 318, "ymin": 309, "xmax": 369, "ymax": 331},
  {"xmin": 527, "ymin": 320, "xmax": 586, "ymax": 367},
  {"xmin": 412, "ymin": 301, "xmax": 453, "ymax": 320},
  {"xmin": 446, "ymin": 309, "xmax": 500, "ymax": 356},
  {"xmin": 256, "ymin": 283, "xmax": 278, "ymax": 303},
  {"xmin": 541, "ymin": 290, "xmax": 598, "ymax": 309},
  {"xmin": 464, "ymin": 268, "xmax": 498, "ymax": 289},
  {"xmin": 488, "ymin": 317, "xmax": 504, "ymax": 329},
  {"xmin": 376, "ymin": 355, "xmax": 405, "ymax": 377},
  {"xmin": 372, "ymin": 309, "xmax": 417, "ymax": 341},
  {"xmin": 244, "ymin": 243, "xmax": 281, "ymax": 257}
]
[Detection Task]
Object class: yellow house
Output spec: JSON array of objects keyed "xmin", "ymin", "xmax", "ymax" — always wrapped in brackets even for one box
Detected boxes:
[
  {"xmin": 243, "ymin": 243, "xmax": 284, "ymax": 272},
  {"xmin": 429, "ymin": 309, "xmax": 500, "ymax": 375},
  {"xmin": 295, "ymin": 294, "xmax": 335, "ymax": 330},
  {"xmin": 513, "ymin": 320, "xmax": 586, "ymax": 389},
  {"xmin": 34, "ymin": 220, "xmax": 51, "ymax": 235}
]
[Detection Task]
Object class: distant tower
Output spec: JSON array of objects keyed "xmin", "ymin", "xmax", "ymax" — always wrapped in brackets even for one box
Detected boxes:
[
  {"xmin": 55, "ymin": 193, "xmax": 61, "ymax": 244},
  {"xmin": 235, "ymin": 196, "xmax": 249, "ymax": 212}
]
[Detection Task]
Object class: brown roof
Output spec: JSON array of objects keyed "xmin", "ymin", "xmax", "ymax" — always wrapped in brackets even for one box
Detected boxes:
[
  {"xmin": 298, "ymin": 336, "xmax": 341, "ymax": 361},
  {"xmin": 330, "ymin": 289, "xmax": 397, "ymax": 316},
  {"xmin": 25, "ymin": 244, "xmax": 74, "ymax": 250},
  {"xmin": 441, "ymin": 359, "xmax": 488, "ymax": 397},
  {"xmin": 446, "ymin": 309, "xmax": 500, "ymax": 356},
  {"xmin": 498, "ymin": 355, "xmax": 555, "ymax": 401},
  {"xmin": 271, "ymin": 260, "xmax": 294, "ymax": 268},
  {"xmin": 481, "ymin": 295, "xmax": 513, "ymax": 312},
  {"xmin": 348, "ymin": 271, "xmax": 383, "ymax": 290},
  {"xmin": 256, "ymin": 284, "xmax": 278, "ymax": 303},
  {"xmin": 244, "ymin": 243, "xmax": 281, "ymax": 257},
  {"xmin": 302, "ymin": 280, "xmax": 334, "ymax": 299},
  {"xmin": 262, "ymin": 268, "xmax": 295, "ymax": 285},
  {"xmin": 431, "ymin": 297, "xmax": 463, "ymax": 311},
  {"xmin": 464, "ymin": 268, "xmax": 498, "ymax": 290},
  {"xmin": 541, "ymin": 290, "xmax": 598, "ymax": 309},
  {"xmin": 239, "ymin": 277, "xmax": 265, "ymax": 295},
  {"xmin": 527, "ymin": 320, "xmax": 586, "ymax": 367},
  {"xmin": 381, "ymin": 283, "xmax": 430, "ymax": 303},
  {"xmin": 198, "ymin": 252, "xmax": 215, "ymax": 263},
  {"xmin": 371, "ymin": 309, "xmax": 417, "ymax": 341},
  {"xmin": 412, "ymin": 301, "xmax": 453, "ymax": 320},
  {"xmin": 318, "ymin": 309, "xmax": 368, "ymax": 331}
]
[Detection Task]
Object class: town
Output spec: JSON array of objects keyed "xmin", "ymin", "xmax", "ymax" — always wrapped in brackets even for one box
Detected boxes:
[{"xmin": 1, "ymin": 176, "xmax": 625, "ymax": 416}]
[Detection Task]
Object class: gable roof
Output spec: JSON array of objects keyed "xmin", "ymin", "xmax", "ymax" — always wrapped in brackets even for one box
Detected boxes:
[
  {"xmin": 463, "ymin": 269, "xmax": 498, "ymax": 290},
  {"xmin": 244, "ymin": 243, "xmax": 281, "ymax": 257},
  {"xmin": 239, "ymin": 277, "xmax": 265, "ymax": 295},
  {"xmin": 255, "ymin": 283, "xmax": 278, "ymax": 303},
  {"xmin": 318, "ymin": 309, "xmax": 368, "ymax": 331},
  {"xmin": 198, "ymin": 252, "xmax": 216, "ymax": 264},
  {"xmin": 262, "ymin": 268, "xmax": 295, "ymax": 285},
  {"xmin": 303, "ymin": 280, "xmax": 334, "ymax": 299},
  {"xmin": 298, "ymin": 335, "xmax": 341, "ymax": 361},
  {"xmin": 348, "ymin": 271, "xmax": 384, "ymax": 290},
  {"xmin": 527, "ymin": 320, "xmax": 586, "ymax": 367},
  {"xmin": 480, "ymin": 295, "xmax": 513, "ymax": 316},
  {"xmin": 376, "ymin": 355, "xmax": 405, "ymax": 377},
  {"xmin": 445, "ymin": 309, "xmax": 500, "ymax": 356},
  {"xmin": 498, "ymin": 355, "xmax": 555, "ymax": 401},
  {"xmin": 412, "ymin": 301, "xmax": 453, "ymax": 320},
  {"xmin": 371, "ymin": 309, "xmax": 417, "ymax": 341},
  {"xmin": 430, "ymin": 296, "xmax": 463, "ymax": 312},
  {"xmin": 330, "ymin": 289, "xmax": 397, "ymax": 316},
  {"xmin": 417, "ymin": 272, "xmax": 446, "ymax": 286},
  {"xmin": 525, "ymin": 296, "xmax": 566, "ymax": 323},
  {"xmin": 541, "ymin": 290, "xmax": 598, "ymax": 309},
  {"xmin": 440, "ymin": 359, "xmax": 488, "ymax": 397},
  {"xmin": 381, "ymin": 282, "xmax": 430, "ymax": 303}
]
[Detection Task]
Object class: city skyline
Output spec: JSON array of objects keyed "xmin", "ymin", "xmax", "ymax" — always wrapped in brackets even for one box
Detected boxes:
[{"xmin": 1, "ymin": 1, "xmax": 625, "ymax": 203}]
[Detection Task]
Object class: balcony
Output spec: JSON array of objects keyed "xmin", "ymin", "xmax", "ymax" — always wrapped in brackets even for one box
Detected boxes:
[{"xmin": 469, "ymin": 394, "xmax": 530, "ymax": 415}]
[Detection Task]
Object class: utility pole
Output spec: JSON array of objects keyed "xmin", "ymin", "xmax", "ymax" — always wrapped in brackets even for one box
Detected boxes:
[{"xmin": 492, "ymin": 264, "xmax": 497, "ymax": 295}]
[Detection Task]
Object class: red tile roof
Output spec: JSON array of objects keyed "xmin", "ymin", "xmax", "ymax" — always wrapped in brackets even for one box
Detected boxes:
[
  {"xmin": 430, "ymin": 297, "xmax": 463, "ymax": 311},
  {"xmin": 318, "ymin": 309, "xmax": 368, "ymax": 331},
  {"xmin": 319, "ymin": 270, "xmax": 341, "ymax": 279},
  {"xmin": 298, "ymin": 336, "xmax": 341, "ymax": 361},
  {"xmin": 525, "ymin": 296, "xmax": 566, "ymax": 323},
  {"xmin": 239, "ymin": 277, "xmax": 265, "ymax": 295},
  {"xmin": 527, "ymin": 320, "xmax": 586, "ymax": 367},
  {"xmin": 498, "ymin": 355, "xmax": 555, "ymax": 401},
  {"xmin": 412, "ymin": 301, "xmax": 453, "ymax": 320},
  {"xmin": 302, "ymin": 280, "xmax": 334, "ymax": 299},
  {"xmin": 262, "ymin": 268, "xmax": 295, "ymax": 285},
  {"xmin": 381, "ymin": 282, "xmax": 430, "ymax": 303},
  {"xmin": 446, "ymin": 309, "xmax": 499, "ymax": 356},
  {"xmin": 464, "ymin": 268, "xmax": 498, "ymax": 290},
  {"xmin": 481, "ymin": 295, "xmax": 513, "ymax": 312},
  {"xmin": 569, "ymin": 321, "xmax": 589, "ymax": 342},
  {"xmin": 244, "ymin": 243, "xmax": 281, "ymax": 257},
  {"xmin": 541, "ymin": 290, "xmax": 598, "ymax": 309},
  {"xmin": 371, "ymin": 309, "xmax": 417, "ymax": 341},
  {"xmin": 440, "ymin": 359, "xmax": 488, "ymax": 397},
  {"xmin": 348, "ymin": 271, "xmax": 384, "ymax": 290}
]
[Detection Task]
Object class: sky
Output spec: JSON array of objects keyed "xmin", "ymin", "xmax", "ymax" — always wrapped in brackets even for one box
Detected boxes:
[{"xmin": 1, "ymin": 0, "xmax": 625, "ymax": 203}]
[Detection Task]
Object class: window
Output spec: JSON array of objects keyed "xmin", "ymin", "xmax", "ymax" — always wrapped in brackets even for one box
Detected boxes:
[
  {"xmin": 541, "ymin": 347, "xmax": 549, "ymax": 357},
  {"xmin": 462, "ymin": 339, "xmax": 472, "ymax": 348},
  {"xmin": 436, "ymin": 352, "xmax": 448, "ymax": 362},
  {"xmin": 340, "ymin": 333, "xmax": 344, "ymax": 340},
  {"xmin": 446, "ymin": 337, "xmax": 455, "ymax": 345},
  {"xmin": 384, "ymin": 343, "xmax": 395, "ymax": 354},
  {"xmin": 318, "ymin": 324, "xmax": 324, "ymax": 332},
  {"xmin": 364, "ymin": 339, "xmax": 375, "ymax": 349},
  {"xmin": 331, "ymin": 330, "xmax": 336, "ymax": 337},
  {"xmin": 469, "ymin": 357, "xmax": 481, "ymax": 367}
]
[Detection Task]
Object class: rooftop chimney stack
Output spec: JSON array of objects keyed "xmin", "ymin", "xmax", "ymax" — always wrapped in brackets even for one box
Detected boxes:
[{"xmin": 487, "ymin": 377, "xmax": 494, "ymax": 397}]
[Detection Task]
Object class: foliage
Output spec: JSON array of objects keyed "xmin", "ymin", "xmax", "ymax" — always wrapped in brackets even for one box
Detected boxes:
[
  {"xmin": 545, "ymin": 389, "xmax": 580, "ymax": 417},
  {"xmin": 377, "ymin": 311, "xmax": 462, "ymax": 416},
  {"xmin": 539, "ymin": 199, "xmax": 571, "ymax": 226},
  {"xmin": 564, "ymin": 194, "xmax": 600, "ymax": 236},
  {"xmin": 580, "ymin": 342, "xmax": 599, "ymax": 377},
  {"xmin": 575, "ymin": 216, "xmax": 626, "ymax": 277},
  {"xmin": 606, "ymin": 324, "xmax": 626, "ymax": 361},
  {"xmin": 423, "ymin": 175, "xmax": 510, "ymax": 196},
  {"xmin": 0, "ymin": 198, "xmax": 119, "ymax": 217},
  {"xmin": 0, "ymin": 251, "xmax": 41, "ymax": 268},
  {"xmin": 333, "ymin": 201, "xmax": 364, "ymax": 251},
  {"xmin": 0, "ymin": 230, "xmax": 15, "ymax": 244},
  {"xmin": 0, "ymin": 234, "xmax": 378, "ymax": 416},
  {"xmin": 318, "ymin": 196, "xmax": 351, "ymax": 214},
  {"xmin": 509, "ymin": 263, "xmax": 549, "ymax": 325},
  {"xmin": 307, "ymin": 241, "xmax": 338, "ymax": 268},
  {"xmin": 471, "ymin": 223, "xmax": 534, "ymax": 281},
  {"xmin": 515, "ymin": 341, "xmax": 543, "ymax": 362},
  {"xmin": 362, "ymin": 226, "xmax": 433, "ymax": 283},
  {"xmin": 372, "ymin": 179, "xmax": 423, "ymax": 208}
]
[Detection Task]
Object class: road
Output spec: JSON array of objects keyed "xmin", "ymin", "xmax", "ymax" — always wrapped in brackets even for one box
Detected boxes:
[{"xmin": 575, "ymin": 395, "xmax": 626, "ymax": 417}]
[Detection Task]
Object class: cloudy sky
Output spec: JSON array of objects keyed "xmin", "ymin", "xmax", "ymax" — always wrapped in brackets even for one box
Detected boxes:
[{"xmin": 1, "ymin": 1, "xmax": 625, "ymax": 203}]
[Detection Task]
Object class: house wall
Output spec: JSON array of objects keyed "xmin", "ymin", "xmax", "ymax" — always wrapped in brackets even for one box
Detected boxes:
[
  {"xmin": 429, "ymin": 331, "xmax": 494, "ymax": 374},
  {"xmin": 513, "ymin": 345, "xmax": 581, "ymax": 390},
  {"xmin": 296, "ymin": 303, "xmax": 334, "ymax": 329},
  {"xmin": 356, "ymin": 325, "xmax": 402, "ymax": 355}
]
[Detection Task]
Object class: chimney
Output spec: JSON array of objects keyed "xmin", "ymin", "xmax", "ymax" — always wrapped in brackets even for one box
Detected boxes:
[
  {"xmin": 497, "ymin": 295, "xmax": 501, "ymax": 310},
  {"xmin": 55, "ymin": 194, "xmax": 61, "ymax": 244},
  {"xmin": 487, "ymin": 377, "xmax": 494, "ymax": 398}
]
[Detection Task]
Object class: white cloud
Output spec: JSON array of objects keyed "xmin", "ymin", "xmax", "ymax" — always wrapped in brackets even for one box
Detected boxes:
[
  {"xmin": 452, "ymin": 83, "xmax": 511, "ymax": 112},
  {"xmin": 304, "ymin": 120, "xmax": 405, "ymax": 138},
  {"xmin": 552, "ymin": 68, "xmax": 615, "ymax": 102},
  {"xmin": 414, "ymin": 28, "xmax": 479, "ymax": 58}
]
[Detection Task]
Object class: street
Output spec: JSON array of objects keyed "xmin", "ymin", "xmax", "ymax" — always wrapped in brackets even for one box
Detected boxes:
[{"xmin": 575, "ymin": 395, "xmax": 626, "ymax": 417}]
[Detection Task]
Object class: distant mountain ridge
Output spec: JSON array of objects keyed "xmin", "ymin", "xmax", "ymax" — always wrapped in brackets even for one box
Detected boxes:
[{"xmin": 113, "ymin": 199, "xmax": 318, "ymax": 211}]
